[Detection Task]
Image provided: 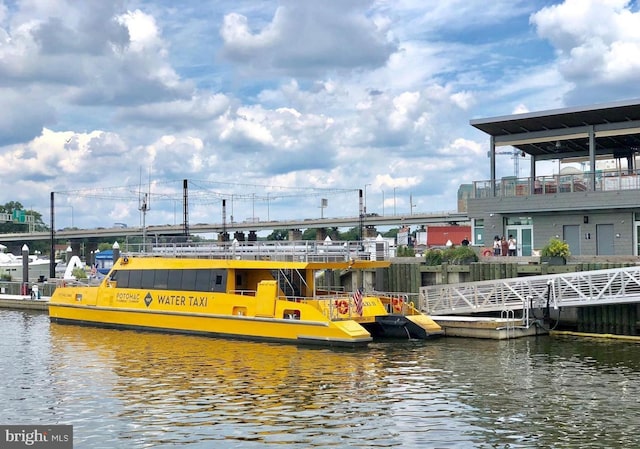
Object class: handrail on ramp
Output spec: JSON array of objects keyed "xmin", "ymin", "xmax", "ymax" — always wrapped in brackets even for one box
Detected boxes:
[{"xmin": 421, "ymin": 265, "xmax": 640, "ymax": 316}]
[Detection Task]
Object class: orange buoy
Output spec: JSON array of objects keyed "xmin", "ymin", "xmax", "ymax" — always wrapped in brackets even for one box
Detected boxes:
[
  {"xmin": 335, "ymin": 299, "xmax": 349, "ymax": 314},
  {"xmin": 392, "ymin": 297, "xmax": 404, "ymax": 313}
]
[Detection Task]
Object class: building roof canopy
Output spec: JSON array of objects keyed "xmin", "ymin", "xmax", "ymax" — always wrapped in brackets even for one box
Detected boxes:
[{"xmin": 470, "ymin": 98, "xmax": 640, "ymax": 160}]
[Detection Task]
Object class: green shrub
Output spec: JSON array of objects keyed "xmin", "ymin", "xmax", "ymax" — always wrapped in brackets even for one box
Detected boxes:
[
  {"xmin": 72, "ymin": 267, "xmax": 88, "ymax": 279},
  {"xmin": 424, "ymin": 246, "xmax": 478, "ymax": 265},
  {"xmin": 424, "ymin": 248, "xmax": 443, "ymax": 266},
  {"xmin": 541, "ymin": 238, "xmax": 570, "ymax": 258},
  {"xmin": 397, "ymin": 246, "xmax": 416, "ymax": 257},
  {"xmin": 443, "ymin": 245, "xmax": 478, "ymax": 265}
]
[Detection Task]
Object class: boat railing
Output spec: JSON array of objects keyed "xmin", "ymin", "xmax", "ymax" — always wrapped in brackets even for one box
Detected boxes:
[
  {"xmin": 229, "ymin": 289, "xmax": 257, "ymax": 296},
  {"xmin": 277, "ymin": 291, "xmax": 422, "ymax": 320},
  {"xmin": 122, "ymin": 240, "xmax": 388, "ymax": 261},
  {"xmin": 375, "ymin": 291, "xmax": 422, "ymax": 314}
]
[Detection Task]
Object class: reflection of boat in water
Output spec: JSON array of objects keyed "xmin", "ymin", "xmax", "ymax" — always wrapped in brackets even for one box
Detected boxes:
[
  {"xmin": 46, "ymin": 322, "xmax": 408, "ymax": 447},
  {"xmin": 49, "ymin": 241, "xmax": 443, "ymax": 346},
  {"xmin": 0, "ymin": 244, "xmax": 51, "ymax": 282}
]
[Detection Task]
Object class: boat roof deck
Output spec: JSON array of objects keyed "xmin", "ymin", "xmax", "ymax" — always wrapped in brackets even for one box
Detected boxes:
[{"xmin": 123, "ymin": 240, "xmax": 390, "ymax": 265}]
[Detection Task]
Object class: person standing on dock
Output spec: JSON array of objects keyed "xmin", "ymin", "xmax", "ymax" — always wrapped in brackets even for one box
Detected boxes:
[
  {"xmin": 501, "ymin": 236, "xmax": 508, "ymax": 256},
  {"xmin": 508, "ymin": 235, "xmax": 517, "ymax": 256},
  {"xmin": 493, "ymin": 236, "xmax": 501, "ymax": 256}
]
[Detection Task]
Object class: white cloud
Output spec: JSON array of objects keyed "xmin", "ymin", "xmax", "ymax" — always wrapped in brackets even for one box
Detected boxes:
[
  {"xmin": 2, "ymin": 0, "xmax": 640, "ymax": 229},
  {"xmin": 220, "ymin": 0, "xmax": 397, "ymax": 76},
  {"xmin": 531, "ymin": 0, "xmax": 640, "ymax": 103}
]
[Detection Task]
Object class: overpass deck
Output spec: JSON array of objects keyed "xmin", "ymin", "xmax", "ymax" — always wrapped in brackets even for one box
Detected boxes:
[{"xmin": 0, "ymin": 211, "xmax": 469, "ymax": 242}]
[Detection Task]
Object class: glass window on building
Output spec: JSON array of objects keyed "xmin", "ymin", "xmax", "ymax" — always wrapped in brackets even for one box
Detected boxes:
[
  {"xmin": 504, "ymin": 217, "xmax": 533, "ymax": 226},
  {"xmin": 473, "ymin": 219, "xmax": 484, "ymax": 245}
]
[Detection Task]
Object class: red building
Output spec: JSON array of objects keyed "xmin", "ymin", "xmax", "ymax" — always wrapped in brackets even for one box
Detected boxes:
[{"xmin": 418, "ymin": 225, "xmax": 472, "ymax": 247}]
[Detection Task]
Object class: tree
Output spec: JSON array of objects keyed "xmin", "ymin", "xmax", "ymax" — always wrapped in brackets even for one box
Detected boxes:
[
  {"xmin": 301, "ymin": 228, "xmax": 316, "ymax": 240},
  {"xmin": 266, "ymin": 229, "xmax": 289, "ymax": 241},
  {"xmin": 383, "ymin": 228, "xmax": 399, "ymax": 239},
  {"xmin": 340, "ymin": 227, "xmax": 360, "ymax": 241}
]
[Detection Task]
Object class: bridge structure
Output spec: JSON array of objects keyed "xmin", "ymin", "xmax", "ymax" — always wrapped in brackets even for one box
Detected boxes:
[
  {"xmin": 420, "ymin": 266, "xmax": 640, "ymax": 317},
  {"xmin": 0, "ymin": 211, "xmax": 469, "ymax": 243}
]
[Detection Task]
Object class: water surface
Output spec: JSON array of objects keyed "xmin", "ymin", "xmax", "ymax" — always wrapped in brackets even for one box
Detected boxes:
[{"xmin": 1, "ymin": 310, "xmax": 639, "ymax": 448}]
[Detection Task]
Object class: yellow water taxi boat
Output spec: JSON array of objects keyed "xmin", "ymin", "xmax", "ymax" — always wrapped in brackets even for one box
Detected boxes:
[{"xmin": 49, "ymin": 241, "xmax": 443, "ymax": 346}]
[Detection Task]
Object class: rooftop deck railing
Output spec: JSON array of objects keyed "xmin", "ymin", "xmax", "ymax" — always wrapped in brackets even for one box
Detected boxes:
[
  {"xmin": 123, "ymin": 239, "xmax": 390, "ymax": 262},
  {"xmin": 473, "ymin": 168, "xmax": 640, "ymax": 199}
]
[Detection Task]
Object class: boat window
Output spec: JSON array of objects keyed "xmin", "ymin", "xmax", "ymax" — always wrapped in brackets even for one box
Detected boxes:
[
  {"xmin": 167, "ymin": 270, "xmax": 182, "ymax": 290},
  {"xmin": 128, "ymin": 270, "xmax": 143, "ymax": 289},
  {"xmin": 141, "ymin": 270, "xmax": 155, "ymax": 289},
  {"xmin": 155, "ymin": 269, "xmax": 169, "ymax": 289},
  {"xmin": 283, "ymin": 309, "xmax": 301, "ymax": 320},
  {"xmin": 181, "ymin": 270, "xmax": 197, "ymax": 291},
  {"xmin": 113, "ymin": 270, "xmax": 128, "ymax": 288},
  {"xmin": 110, "ymin": 268, "xmax": 229, "ymax": 293},
  {"xmin": 194, "ymin": 270, "xmax": 212, "ymax": 292}
]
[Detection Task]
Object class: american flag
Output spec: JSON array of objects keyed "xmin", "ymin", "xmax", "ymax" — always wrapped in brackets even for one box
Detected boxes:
[{"xmin": 352, "ymin": 288, "xmax": 363, "ymax": 316}]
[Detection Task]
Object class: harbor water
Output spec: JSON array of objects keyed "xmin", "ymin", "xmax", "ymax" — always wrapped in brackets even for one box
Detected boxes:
[{"xmin": 2, "ymin": 309, "xmax": 640, "ymax": 448}]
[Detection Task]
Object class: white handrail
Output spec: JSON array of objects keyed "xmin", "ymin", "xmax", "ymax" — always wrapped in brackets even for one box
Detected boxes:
[{"xmin": 421, "ymin": 266, "xmax": 640, "ymax": 315}]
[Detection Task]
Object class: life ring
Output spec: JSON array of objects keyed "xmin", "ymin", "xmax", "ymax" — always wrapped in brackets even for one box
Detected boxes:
[
  {"xmin": 482, "ymin": 248, "xmax": 493, "ymax": 257},
  {"xmin": 392, "ymin": 297, "xmax": 404, "ymax": 313},
  {"xmin": 335, "ymin": 299, "xmax": 349, "ymax": 315}
]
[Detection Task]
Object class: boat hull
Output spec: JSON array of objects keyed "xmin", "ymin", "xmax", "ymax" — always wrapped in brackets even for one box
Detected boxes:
[
  {"xmin": 48, "ymin": 302, "xmax": 373, "ymax": 347},
  {"xmin": 362, "ymin": 314, "xmax": 445, "ymax": 339}
]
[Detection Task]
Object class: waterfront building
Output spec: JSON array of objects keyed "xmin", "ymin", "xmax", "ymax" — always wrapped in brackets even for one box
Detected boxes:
[{"xmin": 467, "ymin": 98, "xmax": 640, "ymax": 256}]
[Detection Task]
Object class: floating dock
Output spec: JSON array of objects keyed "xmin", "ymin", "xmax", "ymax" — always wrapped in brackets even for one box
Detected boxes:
[{"xmin": 433, "ymin": 316, "xmax": 548, "ymax": 339}]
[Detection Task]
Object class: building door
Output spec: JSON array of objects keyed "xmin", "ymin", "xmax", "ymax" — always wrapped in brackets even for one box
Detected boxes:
[
  {"xmin": 563, "ymin": 225, "xmax": 581, "ymax": 256},
  {"xmin": 505, "ymin": 225, "xmax": 533, "ymax": 256},
  {"xmin": 596, "ymin": 224, "xmax": 615, "ymax": 255}
]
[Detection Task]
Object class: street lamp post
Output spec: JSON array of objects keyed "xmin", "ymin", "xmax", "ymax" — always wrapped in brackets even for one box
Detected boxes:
[
  {"xmin": 266, "ymin": 193, "xmax": 270, "ymax": 222},
  {"xmin": 364, "ymin": 183, "xmax": 371, "ymax": 214},
  {"xmin": 381, "ymin": 189, "xmax": 385, "ymax": 216},
  {"xmin": 393, "ymin": 188, "xmax": 396, "ymax": 216}
]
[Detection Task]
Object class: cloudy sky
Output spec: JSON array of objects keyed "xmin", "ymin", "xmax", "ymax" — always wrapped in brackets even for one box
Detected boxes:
[{"xmin": 2, "ymin": 0, "xmax": 640, "ymax": 231}]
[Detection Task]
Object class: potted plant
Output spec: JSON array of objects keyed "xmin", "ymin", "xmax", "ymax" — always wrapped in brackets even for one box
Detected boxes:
[{"xmin": 540, "ymin": 238, "xmax": 570, "ymax": 265}]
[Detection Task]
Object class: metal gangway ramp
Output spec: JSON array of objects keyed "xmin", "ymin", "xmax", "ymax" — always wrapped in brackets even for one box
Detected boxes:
[{"xmin": 421, "ymin": 265, "xmax": 640, "ymax": 316}]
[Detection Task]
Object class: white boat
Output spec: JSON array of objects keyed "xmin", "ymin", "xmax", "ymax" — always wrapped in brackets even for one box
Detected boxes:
[{"xmin": 0, "ymin": 244, "xmax": 51, "ymax": 282}]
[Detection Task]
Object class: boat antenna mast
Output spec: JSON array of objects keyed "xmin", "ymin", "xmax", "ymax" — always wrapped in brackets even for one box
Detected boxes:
[{"xmin": 138, "ymin": 167, "xmax": 151, "ymax": 251}]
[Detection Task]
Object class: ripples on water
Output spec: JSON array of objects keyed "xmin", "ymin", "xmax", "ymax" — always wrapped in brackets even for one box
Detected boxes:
[{"xmin": 1, "ymin": 310, "xmax": 640, "ymax": 448}]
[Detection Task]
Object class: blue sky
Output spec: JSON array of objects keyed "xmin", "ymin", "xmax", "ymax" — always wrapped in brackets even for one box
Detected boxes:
[{"xmin": 1, "ymin": 0, "xmax": 639, "ymax": 230}]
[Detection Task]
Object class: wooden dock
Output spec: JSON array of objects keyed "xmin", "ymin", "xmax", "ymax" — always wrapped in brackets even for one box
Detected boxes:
[{"xmin": 0, "ymin": 295, "xmax": 49, "ymax": 311}]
